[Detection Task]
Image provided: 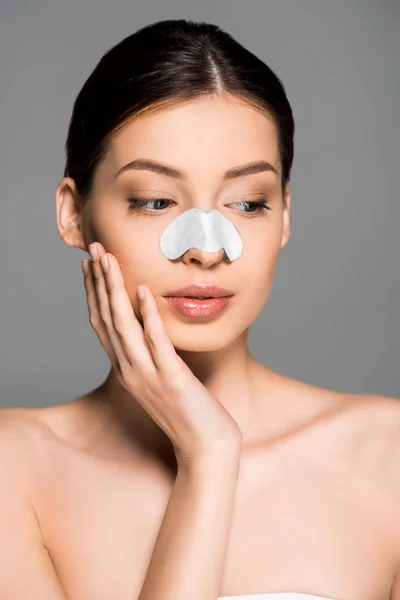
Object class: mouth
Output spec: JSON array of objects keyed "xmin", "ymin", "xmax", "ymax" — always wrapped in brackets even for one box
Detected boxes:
[
  {"xmin": 163, "ymin": 294, "xmax": 233, "ymax": 318},
  {"xmin": 175, "ymin": 296, "xmax": 222, "ymax": 299},
  {"xmin": 163, "ymin": 284, "xmax": 234, "ymax": 299}
]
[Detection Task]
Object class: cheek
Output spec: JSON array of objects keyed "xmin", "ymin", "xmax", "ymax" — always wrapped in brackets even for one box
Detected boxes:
[
  {"xmin": 113, "ymin": 235, "xmax": 168, "ymax": 297},
  {"xmin": 241, "ymin": 224, "xmax": 282, "ymax": 275},
  {"xmin": 236, "ymin": 227, "xmax": 282, "ymax": 314},
  {"xmin": 237, "ymin": 248, "xmax": 278, "ymax": 329}
]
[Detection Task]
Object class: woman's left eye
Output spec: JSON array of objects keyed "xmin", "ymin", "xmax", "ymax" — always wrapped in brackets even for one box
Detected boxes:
[
  {"xmin": 232, "ymin": 199, "xmax": 272, "ymax": 216},
  {"xmin": 127, "ymin": 197, "xmax": 272, "ymax": 216}
]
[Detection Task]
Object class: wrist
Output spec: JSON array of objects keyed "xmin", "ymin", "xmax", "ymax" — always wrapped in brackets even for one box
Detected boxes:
[{"xmin": 176, "ymin": 442, "xmax": 242, "ymax": 477}]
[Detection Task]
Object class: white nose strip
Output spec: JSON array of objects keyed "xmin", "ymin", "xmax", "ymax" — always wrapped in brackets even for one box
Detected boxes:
[{"xmin": 159, "ymin": 208, "xmax": 243, "ymax": 261}]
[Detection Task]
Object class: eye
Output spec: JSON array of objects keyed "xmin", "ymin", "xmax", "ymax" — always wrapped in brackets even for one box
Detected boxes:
[
  {"xmin": 127, "ymin": 198, "xmax": 173, "ymax": 213},
  {"xmin": 231, "ymin": 198, "xmax": 272, "ymax": 217},
  {"xmin": 127, "ymin": 197, "xmax": 272, "ymax": 216}
]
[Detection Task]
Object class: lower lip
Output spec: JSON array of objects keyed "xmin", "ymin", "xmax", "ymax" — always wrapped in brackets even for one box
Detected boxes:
[{"xmin": 163, "ymin": 296, "xmax": 233, "ymax": 318}]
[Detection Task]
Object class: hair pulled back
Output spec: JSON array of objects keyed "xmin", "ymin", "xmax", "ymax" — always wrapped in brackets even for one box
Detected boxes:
[{"xmin": 63, "ymin": 19, "xmax": 295, "ymax": 204}]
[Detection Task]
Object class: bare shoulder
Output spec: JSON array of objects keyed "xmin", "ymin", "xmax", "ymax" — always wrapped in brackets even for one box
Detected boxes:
[
  {"xmin": 341, "ymin": 391, "xmax": 400, "ymax": 427},
  {"xmin": 0, "ymin": 406, "xmax": 50, "ymax": 446},
  {"xmin": 363, "ymin": 396, "xmax": 400, "ymax": 599},
  {"xmin": 0, "ymin": 399, "xmax": 101, "ymax": 455},
  {"xmin": 284, "ymin": 379, "xmax": 400, "ymax": 475},
  {"xmin": 355, "ymin": 393, "xmax": 400, "ymax": 446},
  {"xmin": 339, "ymin": 392, "xmax": 400, "ymax": 458},
  {"xmin": 0, "ymin": 406, "xmax": 54, "ymax": 475},
  {"xmin": 0, "ymin": 407, "xmax": 52, "ymax": 539},
  {"xmin": 366, "ymin": 394, "xmax": 400, "ymax": 488}
]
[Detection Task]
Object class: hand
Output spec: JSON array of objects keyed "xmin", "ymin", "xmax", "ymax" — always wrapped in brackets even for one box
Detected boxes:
[{"xmin": 81, "ymin": 242, "xmax": 242, "ymax": 467}]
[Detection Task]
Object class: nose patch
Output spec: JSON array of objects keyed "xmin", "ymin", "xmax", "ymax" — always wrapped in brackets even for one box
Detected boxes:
[{"xmin": 159, "ymin": 208, "xmax": 243, "ymax": 261}]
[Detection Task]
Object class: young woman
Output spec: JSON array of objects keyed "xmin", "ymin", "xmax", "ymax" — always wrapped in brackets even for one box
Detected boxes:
[{"xmin": 1, "ymin": 18, "xmax": 399, "ymax": 600}]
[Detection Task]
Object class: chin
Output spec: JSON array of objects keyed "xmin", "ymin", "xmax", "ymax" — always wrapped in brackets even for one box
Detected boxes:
[
  {"xmin": 167, "ymin": 326, "xmax": 240, "ymax": 353},
  {"xmin": 174, "ymin": 340, "xmax": 228, "ymax": 353}
]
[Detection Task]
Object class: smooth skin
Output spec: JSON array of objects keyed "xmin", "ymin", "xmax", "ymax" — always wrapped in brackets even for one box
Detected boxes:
[
  {"xmin": 83, "ymin": 242, "xmax": 243, "ymax": 600},
  {"xmin": 1, "ymin": 94, "xmax": 400, "ymax": 600},
  {"xmin": 81, "ymin": 245, "xmax": 242, "ymax": 464}
]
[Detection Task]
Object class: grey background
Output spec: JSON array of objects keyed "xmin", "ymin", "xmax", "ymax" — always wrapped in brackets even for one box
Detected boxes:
[{"xmin": 1, "ymin": 0, "xmax": 399, "ymax": 407}]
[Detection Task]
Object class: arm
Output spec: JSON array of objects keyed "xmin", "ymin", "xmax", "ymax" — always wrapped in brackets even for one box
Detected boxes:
[
  {"xmin": 385, "ymin": 396, "xmax": 400, "ymax": 600},
  {"xmin": 81, "ymin": 245, "xmax": 244, "ymax": 599},
  {"xmin": 391, "ymin": 569, "xmax": 400, "ymax": 600},
  {"xmin": 138, "ymin": 447, "xmax": 241, "ymax": 600},
  {"xmin": 0, "ymin": 415, "xmax": 240, "ymax": 600},
  {"xmin": 0, "ymin": 422, "xmax": 67, "ymax": 599}
]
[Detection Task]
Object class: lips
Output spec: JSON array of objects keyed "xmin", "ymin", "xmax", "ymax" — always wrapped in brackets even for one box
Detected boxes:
[
  {"xmin": 164, "ymin": 295, "xmax": 233, "ymax": 318},
  {"xmin": 164, "ymin": 284, "xmax": 234, "ymax": 298}
]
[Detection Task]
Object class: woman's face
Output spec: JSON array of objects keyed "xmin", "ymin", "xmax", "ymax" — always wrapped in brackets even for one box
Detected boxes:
[{"xmin": 58, "ymin": 94, "xmax": 291, "ymax": 351}]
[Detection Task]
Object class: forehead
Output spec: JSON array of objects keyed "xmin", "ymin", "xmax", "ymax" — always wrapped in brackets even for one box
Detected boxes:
[{"xmin": 106, "ymin": 96, "xmax": 280, "ymax": 179}]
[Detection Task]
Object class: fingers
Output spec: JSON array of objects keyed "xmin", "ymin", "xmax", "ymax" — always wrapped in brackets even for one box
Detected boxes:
[
  {"xmin": 82, "ymin": 256, "xmax": 116, "ymax": 364},
  {"xmin": 86, "ymin": 243, "xmax": 155, "ymax": 375},
  {"xmin": 84, "ymin": 242, "xmax": 182, "ymax": 381},
  {"xmin": 138, "ymin": 282, "xmax": 185, "ymax": 376},
  {"xmin": 87, "ymin": 244, "xmax": 142, "ymax": 374}
]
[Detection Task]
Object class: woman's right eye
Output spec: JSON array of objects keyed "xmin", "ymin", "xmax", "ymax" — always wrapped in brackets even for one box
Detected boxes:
[{"xmin": 127, "ymin": 198, "xmax": 173, "ymax": 212}]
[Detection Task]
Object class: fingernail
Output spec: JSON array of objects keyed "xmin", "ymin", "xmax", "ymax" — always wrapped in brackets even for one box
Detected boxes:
[
  {"xmin": 89, "ymin": 244, "xmax": 98, "ymax": 261},
  {"xmin": 138, "ymin": 285, "xmax": 145, "ymax": 302},
  {"xmin": 100, "ymin": 254, "xmax": 109, "ymax": 274},
  {"xmin": 81, "ymin": 260, "xmax": 89, "ymax": 275}
]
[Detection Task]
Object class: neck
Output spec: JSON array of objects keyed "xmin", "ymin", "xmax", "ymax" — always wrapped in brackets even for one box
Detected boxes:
[{"xmin": 86, "ymin": 332, "xmax": 280, "ymax": 466}]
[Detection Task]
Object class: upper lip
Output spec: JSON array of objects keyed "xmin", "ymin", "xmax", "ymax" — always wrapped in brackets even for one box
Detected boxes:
[{"xmin": 164, "ymin": 284, "xmax": 234, "ymax": 298}]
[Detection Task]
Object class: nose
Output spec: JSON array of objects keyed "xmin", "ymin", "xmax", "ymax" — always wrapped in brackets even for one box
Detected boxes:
[{"xmin": 181, "ymin": 247, "xmax": 227, "ymax": 267}]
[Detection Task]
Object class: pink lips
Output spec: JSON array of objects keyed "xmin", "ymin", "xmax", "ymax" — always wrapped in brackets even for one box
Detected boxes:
[
  {"xmin": 164, "ymin": 295, "xmax": 233, "ymax": 318},
  {"xmin": 164, "ymin": 284, "xmax": 234, "ymax": 299}
]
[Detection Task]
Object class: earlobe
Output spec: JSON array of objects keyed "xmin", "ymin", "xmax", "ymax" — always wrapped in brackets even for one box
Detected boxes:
[
  {"xmin": 54, "ymin": 178, "xmax": 87, "ymax": 251},
  {"xmin": 280, "ymin": 220, "xmax": 290, "ymax": 248},
  {"xmin": 280, "ymin": 185, "xmax": 291, "ymax": 249}
]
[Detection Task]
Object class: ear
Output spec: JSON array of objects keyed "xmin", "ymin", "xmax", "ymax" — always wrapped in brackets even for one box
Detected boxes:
[
  {"xmin": 280, "ymin": 183, "xmax": 291, "ymax": 249},
  {"xmin": 54, "ymin": 178, "xmax": 88, "ymax": 251}
]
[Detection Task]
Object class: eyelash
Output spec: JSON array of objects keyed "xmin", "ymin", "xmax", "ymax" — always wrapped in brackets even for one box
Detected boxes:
[{"xmin": 127, "ymin": 197, "xmax": 272, "ymax": 217}]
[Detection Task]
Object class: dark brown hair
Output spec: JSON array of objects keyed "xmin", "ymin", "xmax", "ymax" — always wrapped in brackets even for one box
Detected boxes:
[{"xmin": 63, "ymin": 19, "xmax": 295, "ymax": 204}]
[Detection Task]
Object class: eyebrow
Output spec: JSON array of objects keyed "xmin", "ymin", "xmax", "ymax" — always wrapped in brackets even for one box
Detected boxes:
[{"xmin": 113, "ymin": 158, "xmax": 279, "ymax": 181}]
